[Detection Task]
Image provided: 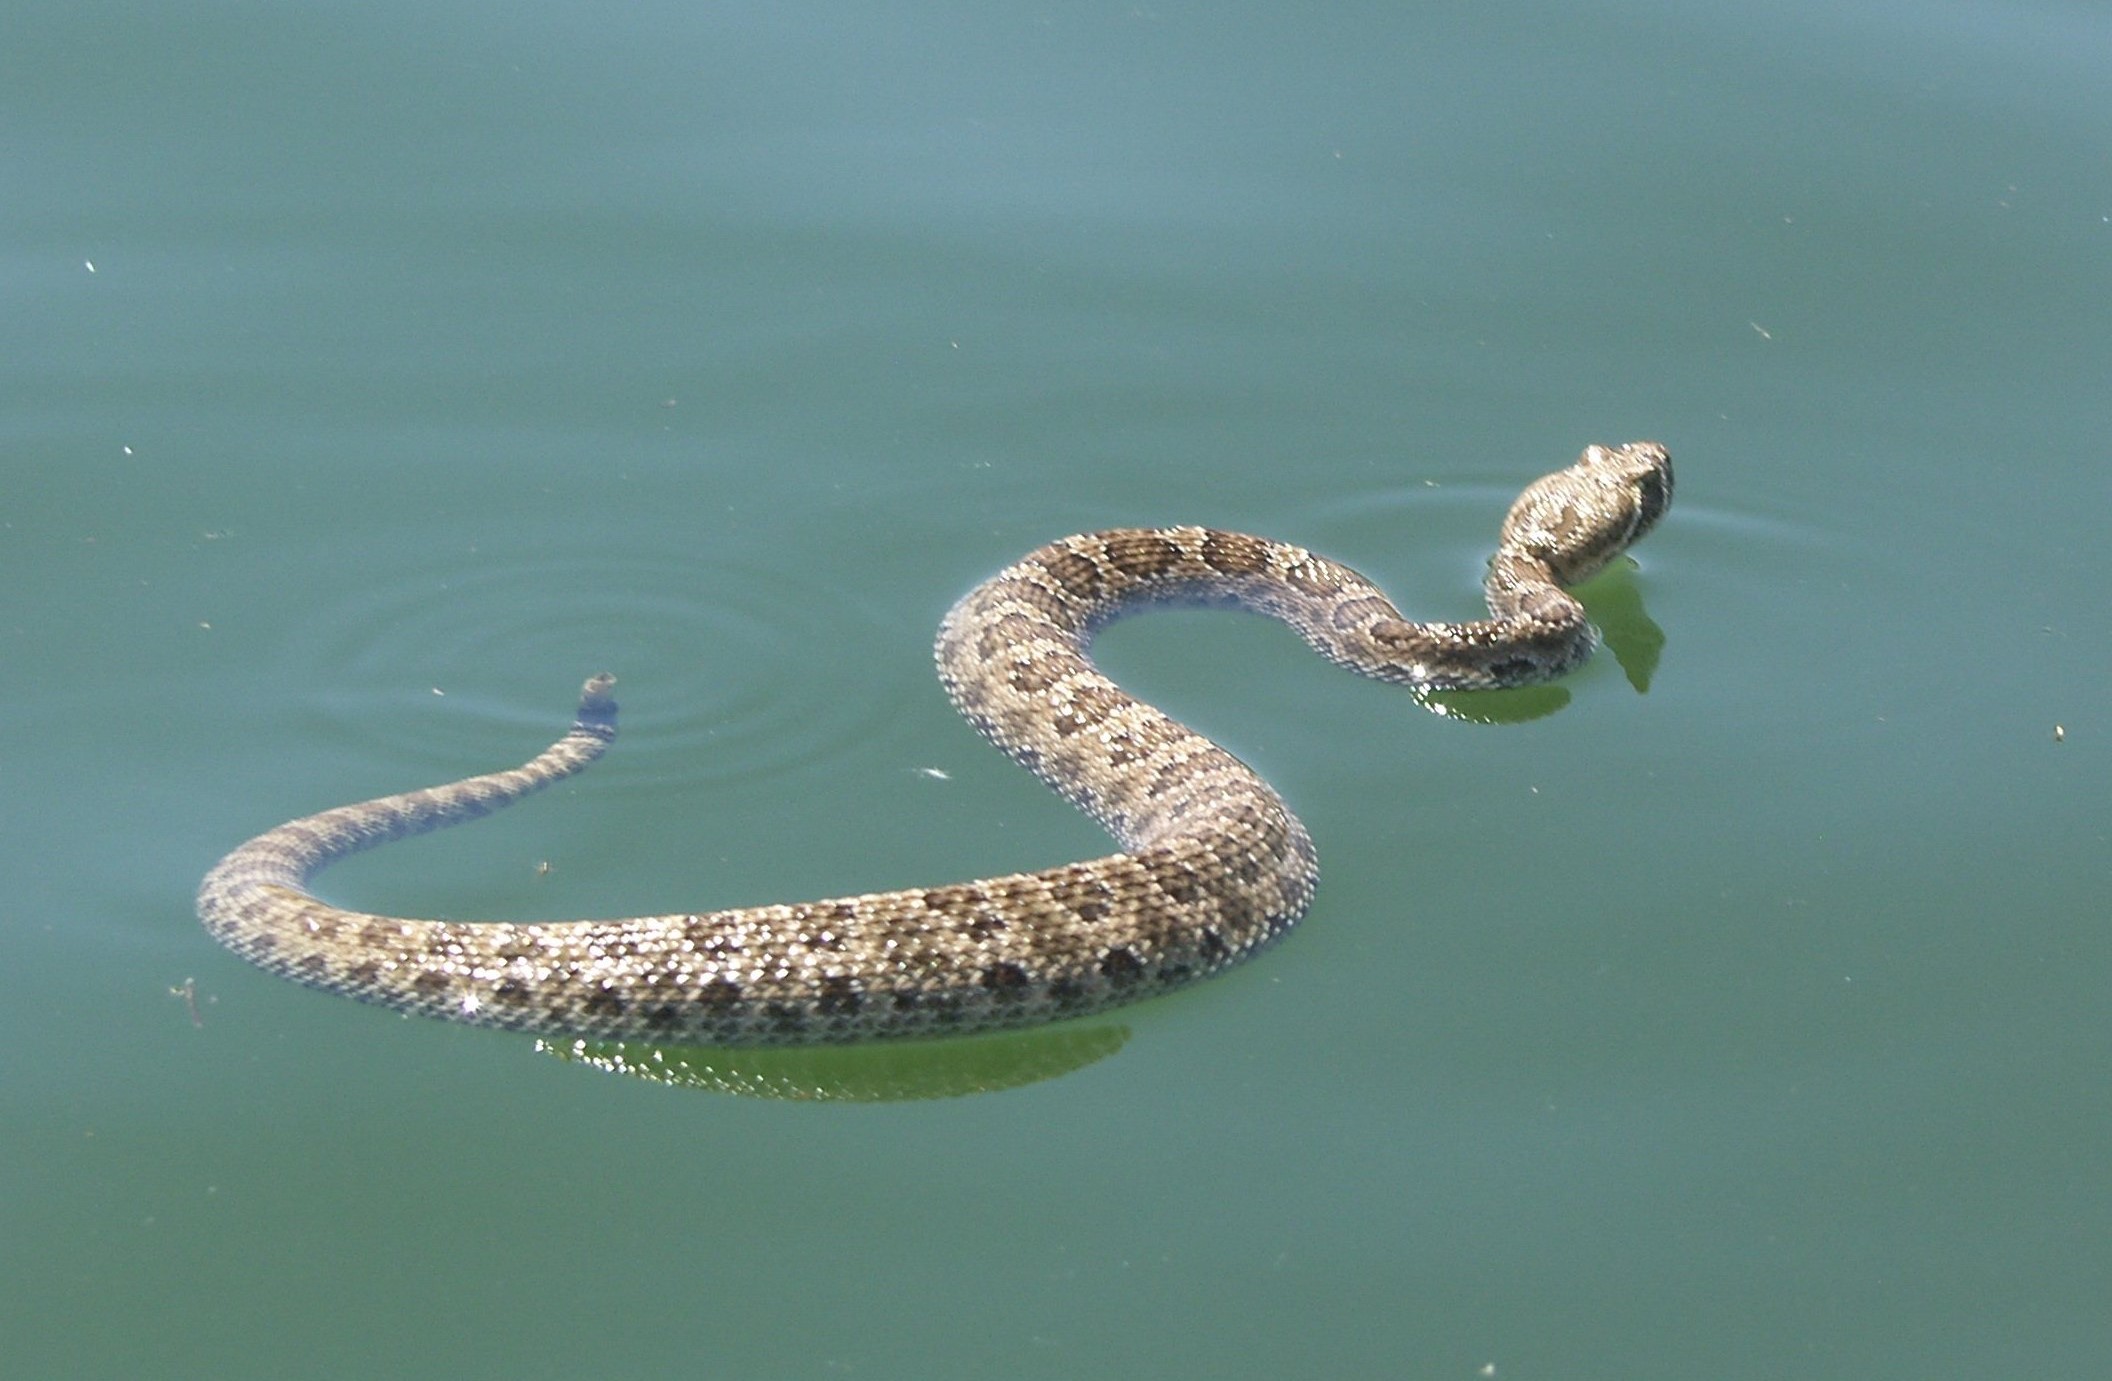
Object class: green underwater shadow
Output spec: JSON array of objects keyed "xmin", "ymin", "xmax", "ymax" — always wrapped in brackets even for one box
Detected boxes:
[{"xmin": 536, "ymin": 1022, "xmax": 1130, "ymax": 1102}]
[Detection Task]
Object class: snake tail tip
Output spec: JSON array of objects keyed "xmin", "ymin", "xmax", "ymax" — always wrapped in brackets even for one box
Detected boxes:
[{"xmin": 576, "ymin": 674, "xmax": 619, "ymax": 731}]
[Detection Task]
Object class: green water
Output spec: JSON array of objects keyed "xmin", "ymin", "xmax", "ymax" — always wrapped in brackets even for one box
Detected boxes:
[{"xmin": 7, "ymin": 2, "xmax": 2110, "ymax": 1376}]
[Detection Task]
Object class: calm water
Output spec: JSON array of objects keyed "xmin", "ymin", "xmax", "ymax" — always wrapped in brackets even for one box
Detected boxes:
[{"xmin": 7, "ymin": 2, "xmax": 2110, "ymax": 1376}]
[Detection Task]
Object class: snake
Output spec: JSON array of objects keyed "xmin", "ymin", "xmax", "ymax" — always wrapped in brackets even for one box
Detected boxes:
[{"xmin": 197, "ymin": 441, "xmax": 1671, "ymax": 1045}]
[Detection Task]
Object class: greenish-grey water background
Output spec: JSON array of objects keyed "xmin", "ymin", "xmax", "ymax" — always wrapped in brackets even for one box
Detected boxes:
[{"xmin": 6, "ymin": 1, "xmax": 2110, "ymax": 1376}]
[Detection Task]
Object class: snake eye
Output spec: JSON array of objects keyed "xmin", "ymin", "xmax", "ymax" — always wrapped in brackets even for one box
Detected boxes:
[
  {"xmin": 1635, "ymin": 470, "xmax": 1671, "ymax": 531},
  {"xmin": 1624, "ymin": 444, "xmax": 1674, "ymax": 536}
]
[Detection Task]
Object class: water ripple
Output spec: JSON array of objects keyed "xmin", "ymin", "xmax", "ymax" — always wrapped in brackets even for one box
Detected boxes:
[{"xmin": 278, "ymin": 546, "xmax": 907, "ymax": 789}]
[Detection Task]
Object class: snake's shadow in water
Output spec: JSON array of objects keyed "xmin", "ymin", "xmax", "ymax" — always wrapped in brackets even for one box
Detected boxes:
[
  {"xmin": 536, "ymin": 563, "xmax": 1665, "ymax": 1101},
  {"xmin": 537, "ymin": 1023, "xmax": 1131, "ymax": 1101}
]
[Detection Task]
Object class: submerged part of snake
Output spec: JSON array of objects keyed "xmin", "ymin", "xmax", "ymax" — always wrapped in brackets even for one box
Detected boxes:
[{"xmin": 197, "ymin": 442, "xmax": 1671, "ymax": 1045}]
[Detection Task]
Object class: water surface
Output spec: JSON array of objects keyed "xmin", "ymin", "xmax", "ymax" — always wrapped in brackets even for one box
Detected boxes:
[{"xmin": 6, "ymin": 2, "xmax": 2109, "ymax": 1376}]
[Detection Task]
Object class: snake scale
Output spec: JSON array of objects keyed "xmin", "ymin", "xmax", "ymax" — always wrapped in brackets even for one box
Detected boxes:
[{"xmin": 198, "ymin": 442, "xmax": 1671, "ymax": 1044}]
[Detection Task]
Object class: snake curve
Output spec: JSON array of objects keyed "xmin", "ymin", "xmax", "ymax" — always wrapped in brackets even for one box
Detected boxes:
[{"xmin": 197, "ymin": 442, "xmax": 1671, "ymax": 1044}]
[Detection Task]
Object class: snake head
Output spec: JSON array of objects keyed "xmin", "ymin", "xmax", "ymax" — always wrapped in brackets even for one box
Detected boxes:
[{"xmin": 1498, "ymin": 441, "xmax": 1673, "ymax": 587}]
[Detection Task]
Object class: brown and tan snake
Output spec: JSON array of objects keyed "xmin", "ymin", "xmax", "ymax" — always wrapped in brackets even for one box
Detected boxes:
[{"xmin": 197, "ymin": 441, "xmax": 1671, "ymax": 1044}]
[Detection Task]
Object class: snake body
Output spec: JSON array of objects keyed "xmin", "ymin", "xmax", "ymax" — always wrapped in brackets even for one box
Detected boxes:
[{"xmin": 197, "ymin": 442, "xmax": 1671, "ymax": 1044}]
